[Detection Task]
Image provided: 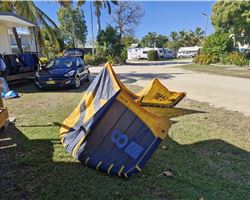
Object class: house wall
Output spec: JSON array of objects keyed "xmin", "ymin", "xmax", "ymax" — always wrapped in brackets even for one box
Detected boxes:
[{"xmin": 0, "ymin": 26, "xmax": 11, "ymax": 54}]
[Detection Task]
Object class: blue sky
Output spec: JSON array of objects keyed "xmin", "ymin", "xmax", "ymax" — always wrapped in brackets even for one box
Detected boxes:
[{"xmin": 35, "ymin": 1, "xmax": 215, "ymax": 41}]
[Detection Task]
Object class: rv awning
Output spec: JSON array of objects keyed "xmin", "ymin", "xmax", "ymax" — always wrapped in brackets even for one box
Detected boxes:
[{"xmin": 0, "ymin": 12, "xmax": 35, "ymax": 28}]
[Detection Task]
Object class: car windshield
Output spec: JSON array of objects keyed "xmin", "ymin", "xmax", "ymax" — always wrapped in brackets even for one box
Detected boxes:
[
  {"xmin": 64, "ymin": 50, "xmax": 83, "ymax": 57},
  {"xmin": 45, "ymin": 58, "xmax": 75, "ymax": 69}
]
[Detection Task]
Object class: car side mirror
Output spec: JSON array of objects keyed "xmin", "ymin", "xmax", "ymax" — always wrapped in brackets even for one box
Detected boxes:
[{"xmin": 39, "ymin": 64, "xmax": 46, "ymax": 70}]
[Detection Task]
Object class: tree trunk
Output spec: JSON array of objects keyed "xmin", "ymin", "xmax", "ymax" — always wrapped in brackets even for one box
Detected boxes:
[
  {"xmin": 12, "ymin": 27, "xmax": 23, "ymax": 54},
  {"xmin": 97, "ymin": 16, "xmax": 101, "ymax": 33}
]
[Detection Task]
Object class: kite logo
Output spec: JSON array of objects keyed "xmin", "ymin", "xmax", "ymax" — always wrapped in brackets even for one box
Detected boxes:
[
  {"xmin": 154, "ymin": 92, "xmax": 166, "ymax": 101},
  {"xmin": 111, "ymin": 130, "xmax": 129, "ymax": 148},
  {"xmin": 111, "ymin": 130, "xmax": 144, "ymax": 159}
]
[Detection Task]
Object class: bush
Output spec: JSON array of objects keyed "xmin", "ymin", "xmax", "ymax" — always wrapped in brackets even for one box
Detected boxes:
[
  {"xmin": 221, "ymin": 52, "xmax": 249, "ymax": 66},
  {"xmin": 203, "ymin": 33, "xmax": 234, "ymax": 56},
  {"xmin": 106, "ymin": 55, "xmax": 115, "ymax": 64},
  {"xmin": 84, "ymin": 54, "xmax": 106, "ymax": 66},
  {"xmin": 121, "ymin": 48, "xmax": 127, "ymax": 62},
  {"xmin": 40, "ymin": 57, "xmax": 48, "ymax": 64},
  {"xmin": 147, "ymin": 50, "xmax": 158, "ymax": 61},
  {"xmin": 193, "ymin": 53, "xmax": 219, "ymax": 65}
]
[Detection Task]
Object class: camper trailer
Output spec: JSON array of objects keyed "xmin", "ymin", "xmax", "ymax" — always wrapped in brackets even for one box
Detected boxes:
[
  {"xmin": 127, "ymin": 47, "xmax": 165, "ymax": 60},
  {"xmin": 177, "ymin": 46, "xmax": 200, "ymax": 58}
]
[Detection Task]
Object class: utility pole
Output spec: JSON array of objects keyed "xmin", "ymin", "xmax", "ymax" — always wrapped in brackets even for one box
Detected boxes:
[
  {"xmin": 90, "ymin": 1, "xmax": 95, "ymax": 55},
  {"xmin": 202, "ymin": 13, "xmax": 208, "ymax": 39}
]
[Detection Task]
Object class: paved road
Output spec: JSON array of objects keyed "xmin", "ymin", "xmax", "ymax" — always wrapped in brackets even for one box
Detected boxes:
[{"xmin": 90, "ymin": 60, "xmax": 250, "ymax": 116}]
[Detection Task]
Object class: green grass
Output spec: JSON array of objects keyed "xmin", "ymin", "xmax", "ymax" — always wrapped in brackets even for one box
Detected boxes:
[
  {"xmin": 179, "ymin": 64, "xmax": 250, "ymax": 79},
  {"xmin": 1, "ymin": 82, "xmax": 250, "ymax": 200}
]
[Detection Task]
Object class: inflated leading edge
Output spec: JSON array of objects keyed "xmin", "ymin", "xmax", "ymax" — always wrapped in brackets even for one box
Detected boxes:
[{"xmin": 60, "ymin": 63, "xmax": 186, "ymax": 177}]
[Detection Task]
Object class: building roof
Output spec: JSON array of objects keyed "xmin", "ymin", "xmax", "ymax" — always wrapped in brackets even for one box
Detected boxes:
[{"xmin": 0, "ymin": 12, "xmax": 36, "ymax": 28}]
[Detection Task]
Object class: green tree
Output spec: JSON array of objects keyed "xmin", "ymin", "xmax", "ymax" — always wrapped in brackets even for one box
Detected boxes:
[
  {"xmin": 163, "ymin": 31, "xmax": 181, "ymax": 51},
  {"xmin": 189, "ymin": 27, "xmax": 205, "ymax": 46},
  {"xmin": 41, "ymin": 27, "xmax": 64, "ymax": 58},
  {"xmin": 202, "ymin": 32, "xmax": 234, "ymax": 55},
  {"xmin": 121, "ymin": 36, "xmax": 139, "ymax": 48},
  {"xmin": 140, "ymin": 32, "xmax": 168, "ymax": 48},
  {"xmin": 211, "ymin": 1, "xmax": 250, "ymax": 44},
  {"xmin": 169, "ymin": 31, "xmax": 179, "ymax": 42},
  {"xmin": 97, "ymin": 25, "xmax": 123, "ymax": 58},
  {"xmin": 163, "ymin": 41, "xmax": 181, "ymax": 51},
  {"xmin": 0, "ymin": 1, "xmax": 59, "ymax": 54},
  {"xmin": 57, "ymin": 7, "xmax": 87, "ymax": 48}
]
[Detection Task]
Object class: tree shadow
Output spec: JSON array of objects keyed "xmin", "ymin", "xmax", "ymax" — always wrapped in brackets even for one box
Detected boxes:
[
  {"xmin": 117, "ymin": 72, "xmax": 187, "ymax": 84},
  {"xmin": 126, "ymin": 60, "xmax": 192, "ymax": 66}
]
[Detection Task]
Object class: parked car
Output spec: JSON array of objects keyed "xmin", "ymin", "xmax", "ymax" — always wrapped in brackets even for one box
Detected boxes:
[
  {"xmin": 177, "ymin": 46, "xmax": 200, "ymax": 58},
  {"xmin": 35, "ymin": 57, "xmax": 90, "ymax": 89},
  {"xmin": 163, "ymin": 48, "xmax": 176, "ymax": 59},
  {"xmin": 63, "ymin": 48, "xmax": 84, "ymax": 59}
]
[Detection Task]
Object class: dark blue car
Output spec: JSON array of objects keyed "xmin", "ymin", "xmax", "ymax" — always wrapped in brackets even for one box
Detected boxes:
[{"xmin": 35, "ymin": 57, "xmax": 90, "ymax": 89}]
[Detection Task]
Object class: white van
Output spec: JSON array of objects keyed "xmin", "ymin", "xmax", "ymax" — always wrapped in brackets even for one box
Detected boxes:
[
  {"xmin": 177, "ymin": 46, "xmax": 200, "ymax": 58},
  {"xmin": 163, "ymin": 48, "xmax": 176, "ymax": 59}
]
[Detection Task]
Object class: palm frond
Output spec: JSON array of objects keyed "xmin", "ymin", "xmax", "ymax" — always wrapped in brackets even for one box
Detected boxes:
[{"xmin": 57, "ymin": 0, "xmax": 72, "ymax": 7}]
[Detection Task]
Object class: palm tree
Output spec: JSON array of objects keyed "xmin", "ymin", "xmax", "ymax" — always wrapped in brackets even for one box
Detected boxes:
[
  {"xmin": 178, "ymin": 30, "xmax": 189, "ymax": 46},
  {"xmin": 0, "ymin": 1, "xmax": 59, "ymax": 54},
  {"xmin": 169, "ymin": 31, "xmax": 179, "ymax": 42},
  {"xmin": 190, "ymin": 27, "xmax": 205, "ymax": 45},
  {"xmin": 93, "ymin": 0, "xmax": 118, "ymax": 33}
]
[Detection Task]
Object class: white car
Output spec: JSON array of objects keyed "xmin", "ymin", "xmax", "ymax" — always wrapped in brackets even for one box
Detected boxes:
[
  {"xmin": 177, "ymin": 46, "xmax": 200, "ymax": 58},
  {"xmin": 177, "ymin": 51, "xmax": 197, "ymax": 58}
]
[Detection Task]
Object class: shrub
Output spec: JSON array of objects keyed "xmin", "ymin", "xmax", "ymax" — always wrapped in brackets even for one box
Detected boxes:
[
  {"xmin": 193, "ymin": 53, "xmax": 219, "ymax": 65},
  {"xmin": 202, "ymin": 33, "xmax": 234, "ymax": 56},
  {"xmin": 147, "ymin": 50, "xmax": 158, "ymax": 61},
  {"xmin": 221, "ymin": 52, "xmax": 249, "ymax": 66},
  {"xmin": 40, "ymin": 57, "xmax": 48, "ymax": 64},
  {"xmin": 97, "ymin": 26, "xmax": 123, "ymax": 58},
  {"xmin": 121, "ymin": 48, "xmax": 127, "ymax": 62},
  {"xmin": 84, "ymin": 54, "xmax": 106, "ymax": 66},
  {"xmin": 106, "ymin": 55, "xmax": 115, "ymax": 64}
]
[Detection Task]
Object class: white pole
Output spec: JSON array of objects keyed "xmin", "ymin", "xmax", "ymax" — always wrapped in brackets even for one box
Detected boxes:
[
  {"xmin": 202, "ymin": 13, "xmax": 208, "ymax": 39},
  {"xmin": 90, "ymin": 1, "xmax": 95, "ymax": 56}
]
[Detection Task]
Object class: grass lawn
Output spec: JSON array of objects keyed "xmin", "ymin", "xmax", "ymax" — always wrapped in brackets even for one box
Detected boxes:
[
  {"xmin": 179, "ymin": 64, "xmax": 250, "ymax": 79},
  {"xmin": 0, "ymin": 81, "xmax": 250, "ymax": 200}
]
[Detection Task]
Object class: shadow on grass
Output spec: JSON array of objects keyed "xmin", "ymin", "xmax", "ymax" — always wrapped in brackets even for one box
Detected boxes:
[
  {"xmin": 125, "ymin": 60, "xmax": 192, "ymax": 66},
  {"xmin": 1, "ymin": 115, "xmax": 250, "ymax": 199},
  {"xmin": 117, "ymin": 72, "xmax": 187, "ymax": 84}
]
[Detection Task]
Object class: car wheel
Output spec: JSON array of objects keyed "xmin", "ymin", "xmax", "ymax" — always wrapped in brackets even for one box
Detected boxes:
[
  {"xmin": 74, "ymin": 76, "xmax": 81, "ymax": 89},
  {"xmin": 86, "ymin": 71, "xmax": 90, "ymax": 82}
]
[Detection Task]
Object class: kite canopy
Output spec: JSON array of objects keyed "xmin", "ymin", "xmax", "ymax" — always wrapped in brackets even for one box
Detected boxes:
[{"xmin": 60, "ymin": 63, "xmax": 185, "ymax": 177}]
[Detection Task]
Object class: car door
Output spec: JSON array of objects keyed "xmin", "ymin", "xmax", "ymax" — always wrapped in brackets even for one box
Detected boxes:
[
  {"xmin": 77, "ymin": 58, "xmax": 88, "ymax": 80},
  {"xmin": 76, "ymin": 58, "xmax": 83, "ymax": 79}
]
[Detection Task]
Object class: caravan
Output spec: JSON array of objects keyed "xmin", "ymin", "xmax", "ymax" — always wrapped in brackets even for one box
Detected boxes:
[{"xmin": 127, "ymin": 47, "xmax": 165, "ymax": 60}]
